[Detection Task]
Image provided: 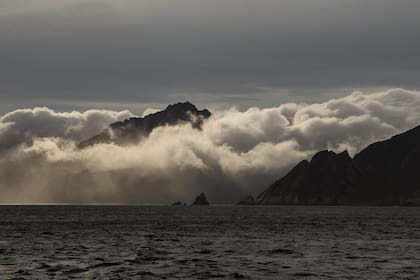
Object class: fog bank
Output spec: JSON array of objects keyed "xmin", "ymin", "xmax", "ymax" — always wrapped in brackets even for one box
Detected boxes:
[{"xmin": 0, "ymin": 88, "xmax": 419, "ymax": 203}]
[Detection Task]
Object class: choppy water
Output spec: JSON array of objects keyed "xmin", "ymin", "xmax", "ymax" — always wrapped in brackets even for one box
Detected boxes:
[{"xmin": 0, "ymin": 206, "xmax": 419, "ymax": 279}]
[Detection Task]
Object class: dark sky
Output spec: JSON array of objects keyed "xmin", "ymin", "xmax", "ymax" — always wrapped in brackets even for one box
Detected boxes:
[{"xmin": 1, "ymin": 0, "xmax": 420, "ymax": 113}]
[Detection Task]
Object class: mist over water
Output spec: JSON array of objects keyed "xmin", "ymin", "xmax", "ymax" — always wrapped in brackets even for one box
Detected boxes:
[
  {"xmin": 0, "ymin": 205, "xmax": 419, "ymax": 279},
  {"xmin": 1, "ymin": 88, "xmax": 420, "ymax": 203}
]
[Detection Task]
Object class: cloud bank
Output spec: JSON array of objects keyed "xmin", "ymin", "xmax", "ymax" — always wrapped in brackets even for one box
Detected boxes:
[
  {"xmin": 0, "ymin": 107, "xmax": 134, "ymax": 152},
  {"xmin": 1, "ymin": 88, "xmax": 419, "ymax": 203}
]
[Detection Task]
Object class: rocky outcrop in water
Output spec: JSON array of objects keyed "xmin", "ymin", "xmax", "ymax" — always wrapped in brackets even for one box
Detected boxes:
[
  {"xmin": 237, "ymin": 195, "xmax": 256, "ymax": 205},
  {"xmin": 78, "ymin": 101, "xmax": 211, "ymax": 148},
  {"xmin": 192, "ymin": 192, "xmax": 210, "ymax": 205},
  {"xmin": 257, "ymin": 124, "xmax": 420, "ymax": 205}
]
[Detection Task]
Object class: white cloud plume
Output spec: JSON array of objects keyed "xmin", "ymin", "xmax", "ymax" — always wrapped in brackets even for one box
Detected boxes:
[
  {"xmin": 141, "ymin": 107, "xmax": 160, "ymax": 117},
  {"xmin": 0, "ymin": 88, "xmax": 420, "ymax": 203},
  {"xmin": 0, "ymin": 107, "xmax": 134, "ymax": 152}
]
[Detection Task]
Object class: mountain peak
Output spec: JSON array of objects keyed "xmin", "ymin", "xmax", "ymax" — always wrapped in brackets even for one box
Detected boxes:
[
  {"xmin": 165, "ymin": 101, "xmax": 195, "ymax": 110},
  {"xmin": 310, "ymin": 150, "xmax": 337, "ymax": 163},
  {"xmin": 78, "ymin": 102, "xmax": 211, "ymax": 148},
  {"xmin": 310, "ymin": 150, "xmax": 351, "ymax": 165}
]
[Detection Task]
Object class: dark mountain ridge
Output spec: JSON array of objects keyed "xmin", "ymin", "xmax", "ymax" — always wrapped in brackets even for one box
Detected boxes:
[
  {"xmin": 257, "ymin": 125, "xmax": 420, "ymax": 205},
  {"xmin": 79, "ymin": 101, "xmax": 211, "ymax": 148}
]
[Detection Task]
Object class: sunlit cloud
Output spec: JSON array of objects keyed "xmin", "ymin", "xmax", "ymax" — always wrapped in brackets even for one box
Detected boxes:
[{"xmin": 0, "ymin": 88, "xmax": 419, "ymax": 203}]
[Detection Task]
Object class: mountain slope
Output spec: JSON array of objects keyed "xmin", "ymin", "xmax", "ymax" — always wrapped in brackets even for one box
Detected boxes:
[
  {"xmin": 79, "ymin": 102, "xmax": 211, "ymax": 148},
  {"xmin": 257, "ymin": 125, "xmax": 420, "ymax": 205}
]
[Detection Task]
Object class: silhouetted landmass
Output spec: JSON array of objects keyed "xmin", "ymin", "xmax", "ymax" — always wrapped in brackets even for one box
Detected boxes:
[
  {"xmin": 257, "ymin": 125, "xmax": 420, "ymax": 205},
  {"xmin": 237, "ymin": 195, "xmax": 256, "ymax": 205},
  {"xmin": 171, "ymin": 201, "xmax": 182, "ymax": 206},
  {"xmin": 79, "ymin": 102, "xmax": 211, "ymax": 148},
  {"xmin": 192, "ymin": 192, "xmax": 210, "ymax": 205}
]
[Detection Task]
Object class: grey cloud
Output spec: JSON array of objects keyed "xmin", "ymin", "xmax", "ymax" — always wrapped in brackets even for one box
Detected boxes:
[
  {"xmin": 0, "ymin": 88, "xmax": 419, "ymax": 203},
  {"xmin": 1, "ymin": 0, "xmax": 420, "ymax": 111}
]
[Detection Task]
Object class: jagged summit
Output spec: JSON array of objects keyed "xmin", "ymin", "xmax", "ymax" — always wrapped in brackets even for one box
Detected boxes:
[
  {"xmin": 311, "ymin": 150, "xmax": 351, "ymax": 163},
  {"xmin": 258, "ymin": 149, "xmax": 353, "ymax": 205},
  {"xmin": 257, "ymin": 124, "xmax": 420, "ymax": 205},
  {"xmin": 164, "ymin": 101, "xmax": 201, "ymax": 113},
  {"xmin": 78, "ymin": 102, "xmax": 211, "ymax": 148}
]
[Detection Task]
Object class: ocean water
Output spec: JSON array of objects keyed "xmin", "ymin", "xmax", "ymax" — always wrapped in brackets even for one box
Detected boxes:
[{"xmin": 0, "ymin": 206, "xmax": 419, "ymax": 279}]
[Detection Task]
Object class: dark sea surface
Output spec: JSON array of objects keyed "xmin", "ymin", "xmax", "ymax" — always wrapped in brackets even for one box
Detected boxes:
[{"xmin": 0, "ymin": 206, "xmax": 419, "ymax": 279}]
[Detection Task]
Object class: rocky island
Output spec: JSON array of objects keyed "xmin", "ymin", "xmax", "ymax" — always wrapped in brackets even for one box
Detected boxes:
[
  {"xmin": 171, "ymin": 201, "xmax": 183, "ymax": 206},
  {"xmin": 192, "ymin": 192, "xmax": 210, "ymax": 205},
  {"xmin": 237, "ymin": 195, "xmax": 256, "ymax": 205}
]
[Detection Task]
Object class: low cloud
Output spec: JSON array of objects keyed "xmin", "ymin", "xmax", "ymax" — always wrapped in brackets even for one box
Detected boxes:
[
  {"xmin": 0, "ymin": 107, "xmax": 134, "ymax": 152},
  {"xmin": 0, "ymin": 88, "xmax": 420, "ymax": 203}
]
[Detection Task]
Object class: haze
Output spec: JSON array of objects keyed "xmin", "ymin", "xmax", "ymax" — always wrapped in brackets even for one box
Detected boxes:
[{"xmin": 1, "ymin": 1, "xmax": 420, "ymax": 203}]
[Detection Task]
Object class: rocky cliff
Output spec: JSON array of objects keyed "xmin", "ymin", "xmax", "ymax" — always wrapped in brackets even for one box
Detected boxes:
[{"xmin": 257, "ymin": 125, "xmax": 420, "ymax": 205}]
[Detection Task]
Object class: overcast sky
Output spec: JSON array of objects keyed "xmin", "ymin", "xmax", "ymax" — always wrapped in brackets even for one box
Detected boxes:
[{"xmin": 1, "ymin": 0, "xmax": 420, "ymax": 113}]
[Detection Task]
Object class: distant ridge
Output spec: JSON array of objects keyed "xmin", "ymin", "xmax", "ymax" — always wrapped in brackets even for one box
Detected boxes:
[
  {"xmin": 257, "ymin": 125, "xmax": 420, "ymax": 205},
  {"xmin": 79, "ymin": 102, "xmax": 211, "ymax": 148}
]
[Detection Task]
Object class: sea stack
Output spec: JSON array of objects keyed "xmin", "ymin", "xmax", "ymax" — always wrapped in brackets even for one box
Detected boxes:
[{"xmin": 192, "ymin": 192, "xmax": 210, "ymax": 205}]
